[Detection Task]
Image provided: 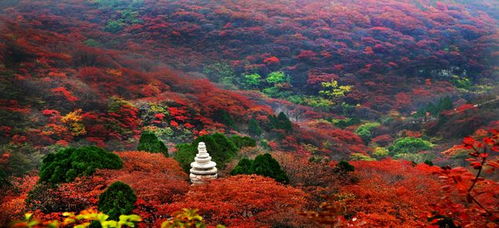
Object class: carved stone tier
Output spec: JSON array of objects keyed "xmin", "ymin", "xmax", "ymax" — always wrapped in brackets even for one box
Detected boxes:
[{"xmin": 189, "ymin": 142, "xmax": 217, "ymax": 184}]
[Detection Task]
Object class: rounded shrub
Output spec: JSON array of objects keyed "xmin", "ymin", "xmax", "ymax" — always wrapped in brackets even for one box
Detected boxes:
[
  {"xmin": 231, "ymin": 153, "xmax": 289, "ymax": 184},
  {"xmin": 98, "ymin": 181, "xmax": 137, "ymax": 220},
  {"xmin": 137, "ymin": 131, "xmax": 168, "ymax": 157},
  {"xmin": 39, "ymin": 146, "xmax": 123, "ymax": 184}
]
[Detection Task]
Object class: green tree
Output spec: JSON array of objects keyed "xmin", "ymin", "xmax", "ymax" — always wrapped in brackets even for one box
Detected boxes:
[
  {"xmin": 98, "ymin": 181, "xmax": 137, "ymax": 220},
  {"xmin": 231, "ymin": 153, "xmax": 288, "ymax": 183},
  {"xmin": 248, "ymin": 118, "xmax": 262, "ymax": 137},
  {"xmin": 243, "ymin": 73, "xmax": 262, "ymax": 88},
  {"xmin": 174, "ymin": 143, "xmax": 196, "ymax": 172},
  {"xmin": 137, "ymin": 131, "xmax": 168, "ymax": 157},
  {"xmin": 230, "ymin": 157, "xmax": 254, "ymax": 175},
  {"xmin": 229, "ymin": 135, "xmax": 256, "ymax": 149},
  {"xmin": 213, "ymin": 110, "xmax": 236, "ymax": 130},
  {"xmin": 355, "ymin": 122, "xmax": 380, "ymax": 143},
  {"xmin": 388, "ymin": 137, "xmax": 433, "ymax": 155},
  {"xmin": 104, "ymin": 20, "xmax": 124, "ymax": 33},
  {"xmin": 266, "ymin": 71, "xmax": 288, "ymax": 84},
  {"xmin": 39, "ymin": 146, "xmax": 123, "ymax": 184},
  {"xmin": 269, "ymin": 112, "xmax": 293, "ymax": 132}
]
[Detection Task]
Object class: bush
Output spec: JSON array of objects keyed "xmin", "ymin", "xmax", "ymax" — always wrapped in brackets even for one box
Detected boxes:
[
  {"xmin": 137, "ymin": 131, "xmax": 168, "ymax": 157},
  {"xmin": 334, "ymin": 161, "xmax": 355, "ymax": 174},
  {"xmin": 39, "ymin": 146, "xmax": 123, "ymax": 184},
  {"xmin": 174, "ymin": 133, "xmax": 238, "ymax": 171},
  {"xmin": 248, "ymin": 118, "xmax": 262, "ymax": 137},
  {"xmin": 231, "ymin": 153, "xmax": 289, "ymax": 183},
  {"xmin": 355, "ymin": 122, "xmax": 380, "ymax": 143},
  {"xmin": 230, "ymin": 135, "xmax": 256, "ymax": 149},
  {"xmin": 98, "ymin": 181, "xmax": 137, "ymax": 220},
  {"xmin": 268, "ymin": 112, "xmax": 293, "ymax": 132},
  {"xmin": 388, "ymin": 137, "xmax": 433, "ymax": 155}
]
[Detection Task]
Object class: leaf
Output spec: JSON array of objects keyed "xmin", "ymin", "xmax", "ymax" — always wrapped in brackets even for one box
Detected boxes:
[{"xmin": 463, "ymin": 136, "xmax": 475, "ymax": 145}]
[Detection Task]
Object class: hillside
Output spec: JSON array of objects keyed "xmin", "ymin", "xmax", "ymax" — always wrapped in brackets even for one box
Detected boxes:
[{"xmin": 0, "ymin": 0, "xmax": 498, "ymax": 227}]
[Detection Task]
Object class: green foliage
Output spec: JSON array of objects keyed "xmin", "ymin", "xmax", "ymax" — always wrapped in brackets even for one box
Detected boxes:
[
  {"xmin": 230, "ymin": 157, "xmax": 254, "ymax": 175},
  {"xmin": 266, "ymin": 71, "xmax": 288, "ymax": 84},
  {"xmin": 330, "ymin": 117, "xmax": 361, "ymax": 129},
  {"xmin": 242, "ymin": 73, "xmax": 262, "ymax": 88},
  {"xmin": 231, "ymin": 153, "xmax": 289, "ymax": 183},
  {"xmin": 268, "ymin": 112, "xmax": 293, "ymax": 132},
  {"xmin": 393, "ymin": 152, "xmax": 435, "ymax": 164},
  {"xmin": 350, "ymin": 153, "xmax": 376, "ymax": 161},
  {"xmin": 355, "ymin": 122, "xmax": 380, "ymax": 143},
  {"xmin": 174, "ymin": 133, "xmax": 238, "ymax": 171},
  {"xmin": 98, "ymin": 181, "xmax": 137, "ymax": 220},
  {"xmin": 451, "ymin": 75, "xmax": 472, "ymax": 90},
  {"xmin": 213, "ymin": 110, "xmax": 236, "ymax": 130},
  {"xmin": 388, "ymin": 137, "xmax": 433, "ymax": 155},
  {"xmin": 92, "ymin": 0, "xmax": 144, "ymax": 9},
  {"xmin": 229, "ymin": 135, "xmax": 256, "ymax": 149},
  {"xmin": 0, "ymin": 143, "xmax": 43, "ymax": 177},
  {"xmin": 108, "ymin": 96, "xmax": 134, "ymax": 113},
  {"xmin": 174, "ymin": 143, "xmax": 196, "ymax": 172},
  {"xmin": 104, "ymin": 20, "xmax": 124, "ymax": 33},
  {"xmin": 373, "ymin": 147, "xmax": 389, "ymax": 158},
  {"xmin": 248, "ymin": 118, "xmax": 262, "ymax": 138},
  {"xmin": 84, "ymin": 39, "xmax": 102, "ymax": 47},
  {"xmin": 203, "ymin": 62, "xmax": 235, "ymax": 84},
  {"xmin": 415, "ymin": 97, "xmax": 453, "ymax": 117},
  {"xmin": 39, "ymin": 146, "xmax": 123, "ymax": 184},
  {"xmin": 288, "ymin": 95, "xmax": 334, "ymax": 109},
  {"xmin": 137, "ymin": 131, "xmax": 168, "ymax": 156},
  {"xmin": 334, "ymin": 161, "xmax": 355, "ymax": 174}
]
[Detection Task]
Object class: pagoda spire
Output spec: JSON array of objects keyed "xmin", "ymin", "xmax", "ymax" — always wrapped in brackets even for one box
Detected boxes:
[{"xmin": 189, "ymin": 142, "xmax": 217, "ymax": 184}]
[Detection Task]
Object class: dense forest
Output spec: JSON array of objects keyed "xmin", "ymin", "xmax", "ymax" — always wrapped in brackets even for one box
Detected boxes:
[{"xmin": 0, "ymin": 0, "xmax": 497, "ymax": 227}]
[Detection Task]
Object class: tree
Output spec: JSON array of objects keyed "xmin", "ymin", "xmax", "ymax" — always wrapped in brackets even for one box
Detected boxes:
[
  {"xmin": 388, "ymin": 137, "xmax": 433, "ymax": 155},
  {"xmin": 166, "ymin": 175, "xmax": 308, "ymax": 227},
  {"xmin": 39, "ymin": 146, "xmax": 123, "ymax": 184},
  {"xmin": 231, "ymin": 153, "xmax": 289, "ymax": 184},
  {"xmin": 243, "ymin": 73, "xmax": 262, "ymax": 88},
  {"xmin": 98, "ymin": 181, "xmax": 137, "ymax": 220},
  {"xmin": 248, "ymin": 118, "xmax": 262, "ymax": 137},
  {"xmin": 355, "ymin": 122, "xmax": 380, "ymax": 143},
  {"xmin": 137, "ymin": 131, "xmax": 168, "ymax": 157},
  {"xmin": 266, "ymin": 71, "xmax": 287, "ymax": 84},
  {"xmin": 229, "ymin": 135, "xmax": 256, "ymax": 149},
  {"xmin": 268, "ymin": 112, "xmax": 293, "ymax": 133}
]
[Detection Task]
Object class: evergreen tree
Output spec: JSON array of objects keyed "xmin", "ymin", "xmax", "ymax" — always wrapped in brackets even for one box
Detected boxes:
[
  {"xmin": 230, "ymin": 135, "xmax": 256, "ymax": 149},
  {"xmin": 137, "ymin": 131, "xmax": 168, "ymax": 157},
  {"xmin": 253, "ymin": 153, "xmax": 289, "ymax": 183},
  {"xmin": 213, "ymin": 109, "xmax": 237, "ymax": 130},
  {"xmin": 230, "ymin": 153, "xmax": 289, "ymax": 183},
  {"xmin": 277, "ymin": 112, "xmax": 293, "ymax": 132},
  {"xmin": 98, "ymin": 181, "xmax": 137, "ymax": 220},
  {"xmin": 230, "ymin": 157, "xmax": 254, "ymax": 175},
  {"xmin": 248, "ymin": 118, "xmax": 262, "ymax": 137},
  {"xmin": 39, "ymin": 146, "xmax": 123, "ymax": 184}
]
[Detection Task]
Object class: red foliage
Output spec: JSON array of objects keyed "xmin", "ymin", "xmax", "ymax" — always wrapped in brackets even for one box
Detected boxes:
[
  {"xmin": 51, "ymin": 87, "xmax": 78, "ymax": 102},
  {"xmin": 166, "ymin": 175, "xmax": 309, "ymax": 227}
]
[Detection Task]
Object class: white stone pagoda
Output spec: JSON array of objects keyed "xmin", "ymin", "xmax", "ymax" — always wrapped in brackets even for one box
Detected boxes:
[{"xmin": 190, "ymin": 142, "xmax": 217, "ymax": 184}]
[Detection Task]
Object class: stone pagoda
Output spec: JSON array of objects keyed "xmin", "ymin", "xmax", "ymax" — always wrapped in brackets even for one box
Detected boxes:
[{"xmin": 190, "ymin": 142, "xmax": 217, "ymax": 184}]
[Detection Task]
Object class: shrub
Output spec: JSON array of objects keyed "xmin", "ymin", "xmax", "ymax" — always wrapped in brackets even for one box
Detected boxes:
[
  {"xmin": 268, "ymin": 112, "xmax": 293, "ymax": 132},
  {"xmin": 334, "ymin": 161, "xmax": 355, "ymax": 174},
  {"xmin": 137, "ymin": 131, "xmax": 168, "ymax": 157},
  {"xmin": 388, "ymin": 137, "xmax": 433, "ymax": 155},
  {"xmin": 355, "ymin": 122, "xmax": 380, "ymax": 143},
  {"xmin": 174, "ymin": 143, "xmax": 196, "ymax": 172},
  {"xmin": 39, "ymin": 146, "xmax": 123, "ymax": 184},
  {"xmin": 231, "ymin": 153, "xmax": 288, "ymax": 183},
  {"xmin": 98, "ymin": 181, "xmax": 137, "ymax": 220},
  {"xmin": 248, "ymin": 118, "xmax": 262, "ymax": 137},
  {"xmin": 351, "ymin": 153, "xmax": 376, "ymax": 161},
  {"xmin": 230, "ymin": 135, "xmax": 256, "ymax": 149}
]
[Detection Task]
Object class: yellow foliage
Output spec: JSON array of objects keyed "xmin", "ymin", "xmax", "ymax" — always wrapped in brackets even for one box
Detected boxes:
[{"xmin": 61, "ymin": 109, "xmax": 86, "ymax": 136}]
